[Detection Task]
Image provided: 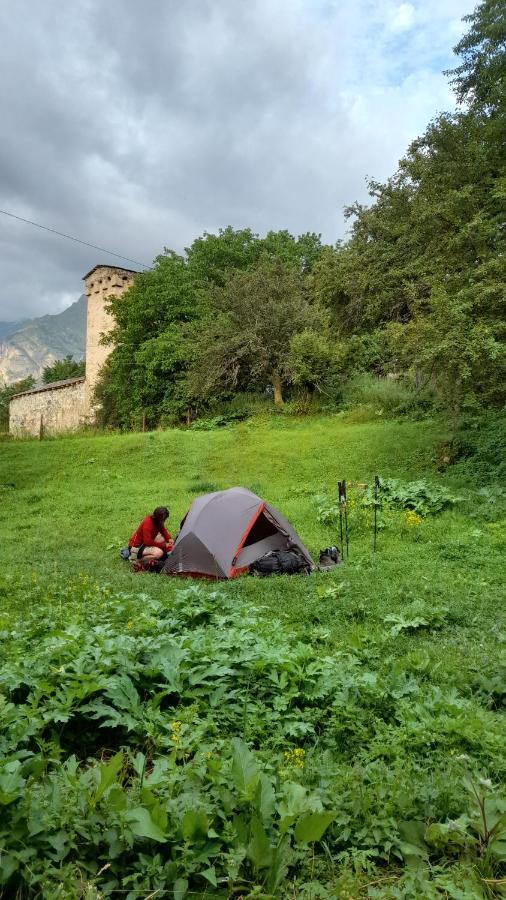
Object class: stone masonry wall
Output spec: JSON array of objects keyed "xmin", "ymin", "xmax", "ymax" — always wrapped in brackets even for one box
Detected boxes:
[
  {"xmin": 84, "ymin": 266, "xmax": 136, "ymax": 415},
  {"xmin": 9, "ymin": 378, "xmax": 86, "ymax": 437}
]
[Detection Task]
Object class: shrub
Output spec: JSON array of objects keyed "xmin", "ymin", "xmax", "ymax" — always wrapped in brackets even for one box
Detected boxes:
[
  {"xmin": 450, "ymin": 411, "xmax": 506, "ymax": 482},
  {"xmin": 341, "ymin": 373, "xmax": 435, "ymax": 418}
]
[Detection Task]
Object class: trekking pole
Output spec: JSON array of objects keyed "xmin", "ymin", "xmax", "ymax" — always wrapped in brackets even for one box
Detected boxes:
[
  {"xmin": 338, "ymin": 481, "xmax": 344, "ymax": 555},
  {"xmin": 338, "ymin": 480, "xmax": 349, "ymax": 558},
  {"xmin": 343, "ymin": 480, "xmax": 349, "ymax": 557},
  {"xmin": 373, "ymin": 474, "xmax": 380, "ymax": 552}
]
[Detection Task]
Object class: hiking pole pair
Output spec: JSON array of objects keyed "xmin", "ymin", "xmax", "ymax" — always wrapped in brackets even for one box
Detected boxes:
[{"xmin": 338, "ymin": 480, "xmax": 349, "ymax": 558}]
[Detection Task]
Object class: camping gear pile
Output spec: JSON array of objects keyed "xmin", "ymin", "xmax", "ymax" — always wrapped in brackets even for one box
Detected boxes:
[{"xmin": 121, "ymin": 487, "xmax": 348, "ymax": 578}]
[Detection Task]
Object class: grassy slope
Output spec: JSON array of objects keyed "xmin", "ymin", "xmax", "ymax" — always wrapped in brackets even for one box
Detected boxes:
[
  {"xmin": 1, "ymin": 416, "xmax": 505, "ymax": 897},
  {"xmin": 1, "ymin": 416, "xmax": 503, "ymax": 642},
  {"xmin": 1, "ymin": 416, "xmax": 448, "ymax": 569}
]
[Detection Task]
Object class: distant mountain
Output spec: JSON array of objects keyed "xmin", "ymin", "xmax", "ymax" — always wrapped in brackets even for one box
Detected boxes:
[
  {"xmin": 0, "ymin": 295, "xmax": 86, "ymax": 385},
  {"xmin": 0, "ymin": 321, "xmax": 25, "ymax": 341}
]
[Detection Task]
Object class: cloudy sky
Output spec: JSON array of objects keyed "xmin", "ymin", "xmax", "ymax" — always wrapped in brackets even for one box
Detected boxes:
[{"xmin": 0, "ymin": 0, "xmax": 475, "ymax": 321}]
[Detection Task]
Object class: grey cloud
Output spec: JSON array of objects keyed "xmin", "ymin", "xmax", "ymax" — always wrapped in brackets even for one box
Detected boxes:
[{"xmin": 0, "ymin": 0, "xmax": 475, "ymax": 319}]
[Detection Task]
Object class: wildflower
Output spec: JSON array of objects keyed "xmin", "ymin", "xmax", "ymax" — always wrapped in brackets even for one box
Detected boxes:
[
  {"xmin": 403, "ymin": 510, "xmax": 423, "ymax": 527},
  {"xmin": 283, "ymin": 747, "xmax": 305, "ymax": 769},
  {"xmin": 127, "ymin": 620, "xmax": 134, "ymax": 629},
  {"xmin": 170, "ymin": 720, "xmax": 182, "ymax": 743}
]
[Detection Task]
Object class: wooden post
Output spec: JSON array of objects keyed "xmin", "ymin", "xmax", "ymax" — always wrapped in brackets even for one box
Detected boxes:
[
  {"xmin": 141, "ymin": 411, "xmax": 146, "ymax": 433},
  {"xmin": 39, "ymin": 414, "xmax": 44, "ymax": 440}
]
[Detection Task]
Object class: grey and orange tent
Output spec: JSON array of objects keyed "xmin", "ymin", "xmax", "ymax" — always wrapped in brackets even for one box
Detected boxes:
[{"xmin": 162, "ymin": 487, "xmax": 315, "ymax": 579}]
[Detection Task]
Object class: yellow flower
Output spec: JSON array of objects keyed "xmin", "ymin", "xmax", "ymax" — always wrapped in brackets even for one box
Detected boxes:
[
  {"xmin": 283, "ymin": 747, "xmax": 305, "ymax": 769},
  {"xmin": 404, "ymin": 510, "xmax": 422, "ymax": 527},
  {"xmin": 127, "ymin": 620, "xmax": 134, "ymax": 629},
  {"xmin": 170, "ymin": 720, "xmax": 182, "ymax": 743}
]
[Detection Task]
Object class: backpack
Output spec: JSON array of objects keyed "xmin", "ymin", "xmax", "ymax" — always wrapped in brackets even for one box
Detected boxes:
[
  {"xmin": 249, "ymin": 548, "xmax": 311, "ymax": 577},
  {"xmin": 319, "ymin": 546, "xmax": 341, "ymax": 570}
]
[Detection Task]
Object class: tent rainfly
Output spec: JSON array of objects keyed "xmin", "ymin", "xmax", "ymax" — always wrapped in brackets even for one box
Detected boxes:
[{"xmin": 162, "ymin": 487, "xmax": 315, "ymax": 579}]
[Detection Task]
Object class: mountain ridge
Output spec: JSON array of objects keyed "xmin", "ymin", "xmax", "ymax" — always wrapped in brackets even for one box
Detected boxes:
[{"xmin": 0, "ymin": 295, "xmax": 86, "ymax": 385}]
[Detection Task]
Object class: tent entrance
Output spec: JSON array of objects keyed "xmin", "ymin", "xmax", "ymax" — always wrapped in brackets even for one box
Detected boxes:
[
  {"xmin": 242, "ymin": 512, "xmax": 279, "ymax": 546},
  {"xmin": 232, "ymin": 509, "xmax": 289, "ymax": 572}
]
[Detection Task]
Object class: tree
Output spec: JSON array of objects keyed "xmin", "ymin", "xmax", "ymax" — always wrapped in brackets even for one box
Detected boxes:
[
  {"xmin": 0, "ymin": 376, "xmax": 35, "ymax": 431},
  {"xmin": 42, "ymin": 355, "xmax": 85, "ymax": 384},
  {"xmin": 447, "ymin": 0, "xmax": 506, "ymax": 112},
  {"xmin": 96, "ymin": 250, "xmax": 196, "ymax": 428},
  {"xmin": 185, "ymin": 257, "xmax": 328, "ymax": 406},
  {"xmin": 96, "ymin": 228, "xmax": 329, "ymax": 426},
  {"xmin": 308, "ymin": 0, "xmax": 506, "ymax": 416}
]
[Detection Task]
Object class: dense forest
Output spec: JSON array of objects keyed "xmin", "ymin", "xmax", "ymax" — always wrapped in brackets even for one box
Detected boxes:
[{"xmin": 96, "ymin": 0, "xmax": 505, "ymax": 437}]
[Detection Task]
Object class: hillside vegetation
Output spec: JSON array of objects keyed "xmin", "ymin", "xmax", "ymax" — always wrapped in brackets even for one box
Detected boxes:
[{"xmin": 1, "ymin": 417, "xmax": 505, "ymax": 898}]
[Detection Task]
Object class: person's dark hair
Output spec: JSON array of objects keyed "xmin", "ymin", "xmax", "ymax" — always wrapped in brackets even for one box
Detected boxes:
[{"xmin": 152, "ymin": 506, "xmax": 169, "ymax": 527}]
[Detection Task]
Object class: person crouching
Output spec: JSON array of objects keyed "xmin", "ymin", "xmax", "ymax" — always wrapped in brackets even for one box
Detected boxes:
[{"xmin": 129, "ymin": 506, "xmax": 174, "ymax": 563}]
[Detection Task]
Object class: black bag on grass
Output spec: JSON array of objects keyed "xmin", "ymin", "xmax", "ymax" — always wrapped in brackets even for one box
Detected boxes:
[{"xmin": 249, "ymin": 549, "xmax": 311, "ymax": 577}]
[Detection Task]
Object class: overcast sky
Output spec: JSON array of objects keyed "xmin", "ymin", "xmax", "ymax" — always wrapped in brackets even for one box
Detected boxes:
[{"xmin": 0, "ymin": 0, "xmax": 476, "ymax": 321}]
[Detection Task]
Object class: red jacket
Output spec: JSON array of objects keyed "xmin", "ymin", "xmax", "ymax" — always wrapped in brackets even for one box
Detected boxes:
[{"xmin": 129, "ymin": 516, "xmax": 173, "ymax": 549}]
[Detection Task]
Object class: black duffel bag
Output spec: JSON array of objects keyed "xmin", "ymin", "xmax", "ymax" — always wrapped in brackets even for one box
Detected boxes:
[{"xmin": 249, "ymin": 548, "xmax": 311, "ymax": 577}]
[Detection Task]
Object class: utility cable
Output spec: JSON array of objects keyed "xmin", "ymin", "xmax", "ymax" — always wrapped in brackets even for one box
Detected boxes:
[{"xmin": 0, "ymin": 207, "xmax": 150, "ymax": 269}]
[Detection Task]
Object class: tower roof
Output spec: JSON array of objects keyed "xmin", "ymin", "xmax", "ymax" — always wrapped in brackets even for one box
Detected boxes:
[{"xmin": 82, "ymin": 264, "xmax": 140, "ymax": 280}]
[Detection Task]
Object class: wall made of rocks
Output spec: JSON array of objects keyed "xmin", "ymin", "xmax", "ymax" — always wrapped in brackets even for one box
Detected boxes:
[{"xmin": 9, "ymin": 378, "xmax": 86, "ymax": 437}]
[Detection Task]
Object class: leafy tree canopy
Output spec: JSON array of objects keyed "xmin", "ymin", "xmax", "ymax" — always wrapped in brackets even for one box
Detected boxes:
[
  {"xmin": 42, "ymin": 355, "xmax": 85, "ymax": 384},
  {"xmin": 185, "ymin": 257, "xmax": 328, "ymax": 406}
]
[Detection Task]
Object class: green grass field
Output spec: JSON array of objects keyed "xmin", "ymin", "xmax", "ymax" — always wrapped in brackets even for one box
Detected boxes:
[{"xmin": 1, "ymin": 416, "xmax": 505, "ymax": 898}]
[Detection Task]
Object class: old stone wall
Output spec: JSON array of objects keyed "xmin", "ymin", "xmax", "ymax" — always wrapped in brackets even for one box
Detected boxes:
[{"xmin": 9, "ymin": 378, "xmax": 86, "ymax": 437}]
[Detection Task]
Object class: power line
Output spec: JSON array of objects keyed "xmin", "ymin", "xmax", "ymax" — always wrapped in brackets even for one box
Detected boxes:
[{"xmin": 0, "ymin": 207, "xmax": 151, "ymax": 270}]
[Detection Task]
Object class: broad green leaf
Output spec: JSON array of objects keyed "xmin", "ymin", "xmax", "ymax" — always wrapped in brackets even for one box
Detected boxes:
[
  {"xmin": 201, "ymin": 865, "xmax": 217, "ymax": 887},
  {"xmin": 266, "ymin": 835, "xmax": 292, "ymax": 893},
  {"xmin": 149, "ymin": 644, "xmax": 185, "ymax": 689},
  {"xmin": 124, "ymin": 806, "xmax": 167, "ymax": 842},
  {"xmin": 278, "ymin": 781, "xmax": 309, "ymax": 831},
  {"xmin": 231, "ymin": 738, "xmax": 260, "ymax": 797},
  {"xmin": 95, "ymin": 751, "xmax": 123, "ymax": 802},
  {"xmin": 294, "ymin": 811, "xmax": 334, "ymax": 844},
  {"xmin": 181, "ymin": 808, "xmax": 208, "ymax": 842},
  {"xmin": 173, "ymin": 877, "xmax": 188, "ymax": 900},
  {"xmin": 489, "ymin": 838, "xmax": 506, "ymax": 862},
  {"xmin": 0, "ymin": 854, "xmax": 18, "ymax": 884},
  {"xmin": 0, "ymin": 767, "xmax": 25, "ymax": 805},
  {"xmin": 107, "ymin": 786, "xmax": 127, "ymax": 811},
  {"xmin": 255, "ymin": 773, "xmax": 276, "ymax": 822},
  {"xmin": 132, "ymin": 751, "xmax": 146, "ymax": 778},
  {"xmin": 151, "ymin": 800, "xmax": 169, "ymax": 833},
  {"xmin": 104, "ymin": 675, "xmax": 139, "ymax": 710},
  {"xmin": 247, "ymin": 815, "xmax": 272, "ymax": 870}
]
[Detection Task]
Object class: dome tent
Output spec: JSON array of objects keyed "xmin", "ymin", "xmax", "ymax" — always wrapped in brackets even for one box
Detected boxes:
[{"xmin": 162, "ymin": 487, "xmax": 315, "ymax": 579}]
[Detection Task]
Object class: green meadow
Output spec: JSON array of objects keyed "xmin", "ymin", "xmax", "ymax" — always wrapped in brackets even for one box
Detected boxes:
[{"xmin": 0, "ymin": 416, "xmax": 505, "ymax": 898}]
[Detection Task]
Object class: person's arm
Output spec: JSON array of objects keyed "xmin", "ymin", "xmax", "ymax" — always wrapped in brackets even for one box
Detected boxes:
[{"xmin": 161, "ymin": 524, "xmax": 174, "ymax": 550}]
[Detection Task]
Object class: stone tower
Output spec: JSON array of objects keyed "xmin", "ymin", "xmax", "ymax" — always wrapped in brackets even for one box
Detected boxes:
[{"xmin": 83, "ymin": 264, "xmax": 137, "ymax": 417}]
